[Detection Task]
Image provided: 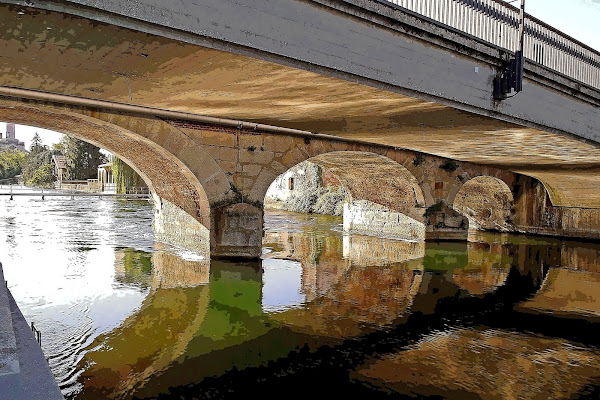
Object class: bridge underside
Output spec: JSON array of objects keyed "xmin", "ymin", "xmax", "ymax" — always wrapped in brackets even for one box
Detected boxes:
[{"xmin": 1, "ymin": 4, "xmax": 600, "ymax": 210}]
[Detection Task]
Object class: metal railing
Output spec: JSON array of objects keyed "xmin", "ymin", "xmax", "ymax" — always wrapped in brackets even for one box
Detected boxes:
[
  {"xmin": 384, "ymin": 0, "xmax": 600, "ymax": 90},
  {"xmin": 31, "ymin": 322, "xmax": 42, "ymax": 346}
]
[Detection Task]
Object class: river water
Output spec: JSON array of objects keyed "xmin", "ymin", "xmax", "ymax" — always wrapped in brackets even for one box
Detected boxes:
[{"xmin": 1, "ymin": 196, "xmax": 600, "ymax": 399}]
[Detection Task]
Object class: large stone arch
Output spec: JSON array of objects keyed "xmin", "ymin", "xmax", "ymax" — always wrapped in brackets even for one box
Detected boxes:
[
  {"xmin": 261, "ymin": 150, "xmax": 428, "ymax": 241},
  {"xmin": 247, "ymin": 144, "xmax": 427, "ymax": 211},
  {"xmin": 0, "ymin": 100, "xmax": 212, "ymax": 254},
  {"xmin": 453, "ymin": 176, "xmax": 515, "ymax": 232},
  {"xmin": 263, "ymin": 151, "xmax": 425, "ymax": 211}
]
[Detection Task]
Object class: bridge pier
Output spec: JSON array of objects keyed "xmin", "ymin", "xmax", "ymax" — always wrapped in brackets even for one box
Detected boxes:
[
  {"xmin": 424, "ymin": 203, "xmax": 469, "ymax": 241},
  {"xmin": 210, "ymin": 203, "xmax": 263, "ymax": 259}
]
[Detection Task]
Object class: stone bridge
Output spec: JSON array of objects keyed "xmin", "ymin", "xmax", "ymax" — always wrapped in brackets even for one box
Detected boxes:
[
  {"xmin": 2, "ymin": 96, "xmax": 597, "ymax": 258},
  {"xmin": 1, "ymin": 0, "xmax": 600, "ymax": 258}
]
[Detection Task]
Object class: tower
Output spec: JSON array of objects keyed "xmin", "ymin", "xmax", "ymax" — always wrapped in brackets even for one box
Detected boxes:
[{"xmin": 6, "ymin": 123, "xmax": 15, "ymax": 139}]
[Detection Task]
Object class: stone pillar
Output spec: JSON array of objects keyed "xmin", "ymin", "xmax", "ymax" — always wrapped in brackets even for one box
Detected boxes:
[
  {"xmin": 211, "ymin": 203, "xmax": 263, "ymax": 259},
  {"xmin": 424, "ymin": 202, "xmax": 469, "ymax": 241},
  {"xmin": 153, "ymin": 197, "xmax": 210, "ymax": 257}
]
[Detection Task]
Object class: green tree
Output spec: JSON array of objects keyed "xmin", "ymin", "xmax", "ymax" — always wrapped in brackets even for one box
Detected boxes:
[
  {"xmin": 0, "ymin": 150, "xmax": 25, "ymax": 182},
  {"xmin": 61, "ymin": 136, "xmax": 105, "ymax": 180},
  {"xmin": 29, "ymin": 132, "xmax": 45, "ymax": 153},
  {"xmin": 22, "ymin": 133, "xmax": 57, "ymax": 188},
  {"xmin": 28, "ymin": 163, "xmax": 55, "ymax": 188},
  {"xmin": 111, "ymin": 157, "xmax": 146, "ymax": 194}
]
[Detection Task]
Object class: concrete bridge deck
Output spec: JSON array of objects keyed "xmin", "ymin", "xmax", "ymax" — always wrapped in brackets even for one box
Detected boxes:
[
  {"xmin": 0, "ymin": 0, "xmax": 599, "ymax": 258},
  {"xmin": 0, "ymin": 263, "xmax": 64, "ymax": 400}
]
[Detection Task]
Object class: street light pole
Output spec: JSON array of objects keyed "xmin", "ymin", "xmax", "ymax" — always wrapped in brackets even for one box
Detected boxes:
[{"xmin": 515, "ymin": 0, "xmax": 526, "ymax": 92}]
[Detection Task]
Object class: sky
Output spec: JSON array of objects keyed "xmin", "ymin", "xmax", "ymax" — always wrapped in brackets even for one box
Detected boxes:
[
  {"xmin": 0, "ymin": 122, "xmax": 64, "ymax": 150},
  {"xmin": 0, "ymin": 0, "xmax": 598, "ymax": 146},
  {"xmin": 504, "ymin": 0, "xmax": 600, "ymax": 51}
]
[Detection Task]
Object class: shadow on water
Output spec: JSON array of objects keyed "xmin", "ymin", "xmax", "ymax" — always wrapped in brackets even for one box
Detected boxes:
[
  {"xmin": 69, "ymin": 211, "xmax": 600, "ymax": 400},
  {"xmin": 5, "ymin": 200, "xmax": 600, "ymax": 400}
]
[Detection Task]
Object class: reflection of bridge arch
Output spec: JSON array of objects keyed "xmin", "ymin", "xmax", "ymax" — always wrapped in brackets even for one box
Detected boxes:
[
  {"xmin": 263, "ymin": 222, "xmax": 425, "ymax": 338},
  {"xmin": 75, "ymin": 249, "xmax": 211, "ymax": 398}
]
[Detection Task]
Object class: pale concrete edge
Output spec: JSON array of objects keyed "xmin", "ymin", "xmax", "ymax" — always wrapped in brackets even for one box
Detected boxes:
[
  {"xmin": 6, "ymin": 287, "xmax": 64, "ymax": 400},
  {"xmin": 0, "ymin": 262, "xmax": 19, "ymax": 377}
]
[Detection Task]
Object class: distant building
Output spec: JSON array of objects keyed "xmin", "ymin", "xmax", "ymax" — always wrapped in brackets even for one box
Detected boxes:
[
  {"xmin": 52, "ymin": 154, "xmax": 67, "ymax": 183},
  {"xmin": 97, "ymin": 162, "xmax": 116, "ymax": 193},
  {"xmin": 0, "ymin": 123, "xmax": 26, "ymax": 152}
]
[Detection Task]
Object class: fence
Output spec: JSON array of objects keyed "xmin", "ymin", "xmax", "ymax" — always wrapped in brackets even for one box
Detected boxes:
[{"xmin": 384, "ymin": 0, "xmax": 600, "ymax": 90}]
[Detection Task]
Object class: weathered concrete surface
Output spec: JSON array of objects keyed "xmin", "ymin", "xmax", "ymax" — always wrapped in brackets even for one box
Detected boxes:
[
  {"xmin": 343, "ymin": 200, "xmax": 426, "ymax": 241},
  {"xmin": 0, "ymin": 263, "xmax": 64, "ymax": 400},
  {"xmin": 24, "ymin": 0, "xmax": 598, "ymax": 140}
]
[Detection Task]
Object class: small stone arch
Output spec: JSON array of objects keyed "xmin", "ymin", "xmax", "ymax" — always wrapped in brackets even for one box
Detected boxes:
[{"xmin": 453, "ymin": 176, "xmax": 515, "ymax": 232}]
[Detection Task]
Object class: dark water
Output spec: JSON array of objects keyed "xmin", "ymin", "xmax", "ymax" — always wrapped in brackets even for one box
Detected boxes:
[{"xmin": 2, "ymin": 198, "xmax": 600, "ymax": 399}]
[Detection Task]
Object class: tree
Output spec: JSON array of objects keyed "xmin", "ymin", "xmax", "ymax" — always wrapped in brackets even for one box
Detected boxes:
[
  {"xmin": 0, "ymin": 150, "xmax": 25, "ymax": 182},
  {"xmin": 29, "ymin": 132, "xmax": 46, "ymax": 154},
  {"xmin": 22, "ymin": 134, "xmax": 57, "ymax": 188},
  {"xmin": 61, "ymin": 136, "xmax": 106, "ymax": 180},
  {"xmin": 28, "ymin": 163, "xmax": 55, "ymax": 188},
  {"xmin": 111, "ymin": 157, "xmax": 146, "ymax": 194}
]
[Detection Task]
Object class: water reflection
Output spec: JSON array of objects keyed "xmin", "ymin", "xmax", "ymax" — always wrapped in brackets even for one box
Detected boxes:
[
  {"xmin": 451, "ymin": 242, "xmax": 512, "ymax": 295},
  {"xmin": 519, "ymin": 267, "xmax": 600, "ymax": 320},
  {"xmin": 353, "ymin": 328, "xmax": 600, "ymax": 400},
  {"xmin": 4, "ymin": 203, "xmax": 600, "ymax": 399}
]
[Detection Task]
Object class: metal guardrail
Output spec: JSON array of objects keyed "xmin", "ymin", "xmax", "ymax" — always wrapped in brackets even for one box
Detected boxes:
[
  {"xmin": 30, "ymin": 322, "xmax": 41, "ymax": 346},
  {"xmin": 0, "ymin": 185, "xmax": 150, "ymax": 199},
  {"xmin": 384, "ymin": 0, "xmax": 600, "ymax": 90}
]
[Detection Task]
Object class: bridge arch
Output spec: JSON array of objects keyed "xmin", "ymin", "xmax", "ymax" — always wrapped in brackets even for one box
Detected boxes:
[
  {"xmin": 262, "ymin": 150, "xmax": 427, "ymax": 241},
  {"xmin": 0, "ymin": 102, "xmax": 212, "ymax": 254},
  {"xmin": 452, "ymin": 176, "xmax": 515, "ymax": 232}
]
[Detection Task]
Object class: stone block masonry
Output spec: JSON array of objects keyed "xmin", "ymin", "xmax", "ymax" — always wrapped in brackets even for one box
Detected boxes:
[
  {"xmin": 343, "ymin": 200, "xmax": 426, "ymax": 242},
  {"xmin": 154, "ymin": 198, "xmax": 210, "ymax": 257}
]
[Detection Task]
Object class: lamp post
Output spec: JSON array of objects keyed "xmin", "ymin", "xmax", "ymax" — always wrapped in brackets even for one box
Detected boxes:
[{"xmin": 515, "ymin": 0, "xmax": 526, "ymax": 92}]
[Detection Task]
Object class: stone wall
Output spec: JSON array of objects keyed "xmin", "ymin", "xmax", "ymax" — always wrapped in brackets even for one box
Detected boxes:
[
  {"xmin": 343, "ymin": 200, "xmax": 425, "ymax": 241},
  {"xmin": 153, "ymin": 197, "xmax": 210, "ymax": 257},
  {"xmin": 514, "ymin": 176, "xmax": 600, "ymax": 240},
  {"xmin": 264, "ymin": 161, "xmax": 320, "ymax": 204}
]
